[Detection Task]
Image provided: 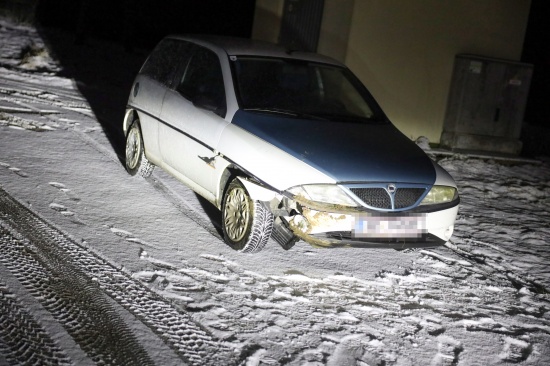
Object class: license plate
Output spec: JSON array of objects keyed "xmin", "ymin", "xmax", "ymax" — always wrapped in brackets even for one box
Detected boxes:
[{"xmin": 353, "ymin": 215, "xmax": 426, "ymax": 238}]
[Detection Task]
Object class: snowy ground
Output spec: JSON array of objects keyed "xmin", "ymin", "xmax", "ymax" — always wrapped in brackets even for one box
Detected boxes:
[{"xmin": 1, "ymin": 18, "xmax": 550, "ymax": 365}]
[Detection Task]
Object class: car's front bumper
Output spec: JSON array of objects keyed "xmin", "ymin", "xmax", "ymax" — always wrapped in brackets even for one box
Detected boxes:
[{"xmin": 284, "ymin": 204, "xmax": 458, "ymax": 249}]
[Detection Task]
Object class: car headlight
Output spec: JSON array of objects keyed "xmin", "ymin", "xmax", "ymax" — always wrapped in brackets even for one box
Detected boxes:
[
  {"xmin": 420, "ymin": 185, "xmax": 458, "ymax": 205},
  {"xmin": 288, "ymin": 184, "xmax": 358, "ymax": 207}
]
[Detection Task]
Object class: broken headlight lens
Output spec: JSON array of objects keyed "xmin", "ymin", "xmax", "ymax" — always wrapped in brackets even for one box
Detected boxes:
[
  {"xmin": 420, "ymin": 185, "xmax": 458, "ymax": 205},
  {"xmin": 288, "ymin": 184, "xmax": 358, "ymax": 207}
]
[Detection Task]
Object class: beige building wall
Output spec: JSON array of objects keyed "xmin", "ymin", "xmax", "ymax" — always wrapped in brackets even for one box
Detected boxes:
[
  {"xmin": 252, "ymin": 0, "xmax": 531, "ymax": 143},
  {"xmin": 252, "ymin": 0, "xmax": 284, "ymax": 44},
  {"xmin": 317, "ymin": 0, "xmax": 354, "ymax": 63},
  {"xmin": 345, "ymin": 0, "xmax": 531, "ymax": 143}
]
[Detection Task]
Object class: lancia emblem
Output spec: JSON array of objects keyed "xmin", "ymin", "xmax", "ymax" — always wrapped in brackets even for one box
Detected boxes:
[{"xmin": 387, "ymin": 184, "xmax": 397, "ymax": 194}]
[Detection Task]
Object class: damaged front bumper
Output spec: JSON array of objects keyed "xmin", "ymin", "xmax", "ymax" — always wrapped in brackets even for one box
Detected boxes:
[
  {"xmin": 236, "ymin": 177, "xmax": 458, "ymax": 250},
  {"xmin": 280, "ymin": 203, "xmax": 458, "ymax": 250}
]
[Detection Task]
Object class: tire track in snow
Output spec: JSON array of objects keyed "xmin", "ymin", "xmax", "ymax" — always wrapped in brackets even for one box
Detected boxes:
[
  {"xmin": 0, "ymin": 278, "xmax": 73, "ymax": 366},
  {"xmin": 442, "ymin": 240, "xmax": 550, "ymax": 295},
  {"xmin": 0, "ymin": 210, "xmax": 155, "ymax": 365},
  {"xmin": 0, "ymin": 111, "xmax": 56, "ymax": 132},
  {"xmin": 0, "ymin": 79, "xmax": 90, "ymax": 110},
  {"xmin": 0, "ymin": 187, "xmax": 237, "ymax": 365}
]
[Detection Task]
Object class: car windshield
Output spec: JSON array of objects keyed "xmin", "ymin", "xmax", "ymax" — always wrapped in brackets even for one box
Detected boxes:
[{"xmin": 231, "ymin": 57, "xmax": 387, "ymax": 123}]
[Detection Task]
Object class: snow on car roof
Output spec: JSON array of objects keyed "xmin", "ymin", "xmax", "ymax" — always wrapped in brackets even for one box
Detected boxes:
[{"xmin": 166, "ymin": 34, "xmax": 344, "ymax": 66}]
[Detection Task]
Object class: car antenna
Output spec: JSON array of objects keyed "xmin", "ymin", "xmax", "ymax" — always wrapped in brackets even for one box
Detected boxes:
[
  {"xmin": 285, "ymin": 47, "xmax": 300, "ymax": 55},
  {"xmin": 282, "ymin": 40, "xmax": 302, "ymax": 55}
]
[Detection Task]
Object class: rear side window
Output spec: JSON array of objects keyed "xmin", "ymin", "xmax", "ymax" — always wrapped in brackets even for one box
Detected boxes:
[
  {"xmin": 177, "ymin": 47, "xmax": 226, "ymax": 117},
  {"xmin": 140, "ymin": 39, "xmax": 190, "ymax": 86}
]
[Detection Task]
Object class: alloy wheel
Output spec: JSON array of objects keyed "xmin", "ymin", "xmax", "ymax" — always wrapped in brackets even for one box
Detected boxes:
[
  {"xmin": 224, "ymin": 186, "xmax": 251, "ymax": 242},
  {"xmin": 126, "ymin": 127, "xmax": 141, "ymax": 170}
]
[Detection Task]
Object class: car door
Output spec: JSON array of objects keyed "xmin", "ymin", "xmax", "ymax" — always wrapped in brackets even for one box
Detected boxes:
[
  {"xmin": 130, "ymin": 38, "xmax": 184, "ymax": 163},
  {"xmin": 159, "ymin": 44, "xmax": 230, "ymax": 200}
]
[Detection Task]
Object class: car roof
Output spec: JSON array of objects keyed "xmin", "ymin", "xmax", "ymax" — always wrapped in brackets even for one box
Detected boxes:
[{"xmin": 165, "ymin": 34, "xmax": 344, "ymax": 67}]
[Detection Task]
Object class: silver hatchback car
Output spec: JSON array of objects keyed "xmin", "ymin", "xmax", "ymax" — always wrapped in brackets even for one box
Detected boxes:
[{"xmin": 124, "ymin": 35, "xmax": 459, "ymax": 253}]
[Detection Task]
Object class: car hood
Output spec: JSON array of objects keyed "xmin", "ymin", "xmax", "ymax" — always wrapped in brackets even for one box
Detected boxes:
[{"xmin": 231, "ymin": 110, "xmax": 436, "ymax": 184}]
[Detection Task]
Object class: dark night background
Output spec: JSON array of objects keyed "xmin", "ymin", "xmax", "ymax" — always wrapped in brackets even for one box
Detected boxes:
[
  {"xmin": 34, "ymin": 0, "xmax": 257, "ymax": 50},
  {"xmin": 21, "ymin": 0, "xmax": 257, "ymax": 163},
  {"xmin": 521, "ymin": 1, "xmax": 550, "ymax": 127},
  {"xmin": 520, "ymin": 0, "xmax": 550, "ymax": 156},
  {"xmin": 1, "ymin": 0, "xmax": 549, "ymax": 156}
]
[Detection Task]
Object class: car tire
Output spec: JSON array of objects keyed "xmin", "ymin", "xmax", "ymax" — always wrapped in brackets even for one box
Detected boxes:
[
  {"xmin": 222, "ymin": 178, "xmax": 273, "ymax": 253},
  {"xmin": 125, "ymin": 119, "xmax": 154, "ymax": 177}
]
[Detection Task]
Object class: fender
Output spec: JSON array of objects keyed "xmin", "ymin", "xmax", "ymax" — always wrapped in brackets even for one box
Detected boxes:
[
  {"xmin": 431, "ymin": 160, "xmax": 458, "ymax": 188},
  {"xmin": 236, "ymin": 177, "xmax": 280, "ymax": 202}
]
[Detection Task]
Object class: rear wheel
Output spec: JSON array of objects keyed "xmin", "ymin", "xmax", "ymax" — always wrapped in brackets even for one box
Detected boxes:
[
  {"xmin": 222, "ymin": 179, "xmax": 273, "ymax": 253},
  {"xmin": 125, "ymin": 119, "xmax": 154, "ymax": 177}
]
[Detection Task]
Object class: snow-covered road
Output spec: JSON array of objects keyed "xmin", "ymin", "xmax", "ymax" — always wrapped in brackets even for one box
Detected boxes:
[{"xmin": 1, "ymin": 18, "xmax": 550, "ymax": 365}]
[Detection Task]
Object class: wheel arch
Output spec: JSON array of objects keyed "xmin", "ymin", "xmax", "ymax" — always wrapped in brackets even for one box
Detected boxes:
[
  {"xmin": 125, "ymin": 116, "xmax": 154, "ymax": 177},
  {"xmin": 217, "ymin": 166, "xmax": 279, "ymax": 209},
  {"xmin": 220, "ymin": 175, "xmax": 275, "ymax": 253},
  {"xmin": 217, "ymin": 166, "xmax": 246, "ymax": 209},
  {"xmin": 123, "ymin": 109, "xmax": 138, "ymax": 136}
]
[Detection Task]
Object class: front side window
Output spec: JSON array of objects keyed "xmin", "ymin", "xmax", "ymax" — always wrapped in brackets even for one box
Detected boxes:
[
  {"xmin": 178, "ymin": 47, "xmax": 226, "ymax": 117},
  {"xmin": 232, "ymin": 57, "xmax": 386, "ymax": 123}
]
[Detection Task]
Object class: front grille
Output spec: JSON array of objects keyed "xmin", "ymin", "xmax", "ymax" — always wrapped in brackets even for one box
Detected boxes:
[
  {"xmin": 349, "ymin": 187, "xmax": 426, "ymax": 210},
  {"xmin": 350, "ymin": 188, "xmax": 391, "ymax": 209},
  {"xmin": 395, "ymin": 188, "xmax": 426, "ymax": 209}
]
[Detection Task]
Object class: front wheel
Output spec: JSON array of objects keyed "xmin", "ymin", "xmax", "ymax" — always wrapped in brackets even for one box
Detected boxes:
[
  {"xmin": 222, "ymin": 179, "xmax": 273, "ymax": 253},
  {"xmin": 125, "ymin": 119, "xmax": 154, "ymax": 177}
]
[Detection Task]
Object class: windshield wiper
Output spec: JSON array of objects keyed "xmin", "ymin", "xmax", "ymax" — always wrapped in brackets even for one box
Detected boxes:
[
  {"xmin": 244, "ymin": 108, "xmax": 328, "ymax": 121},
  {"xmin": 314, "ymin": 113, "xmax": 388, "ymax": 124}
]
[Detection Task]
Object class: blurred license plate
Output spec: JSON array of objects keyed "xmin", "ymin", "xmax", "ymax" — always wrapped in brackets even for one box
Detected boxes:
[{"xmin": 353, "ymin": 215, "xmax": 426, "ymax": 238}]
